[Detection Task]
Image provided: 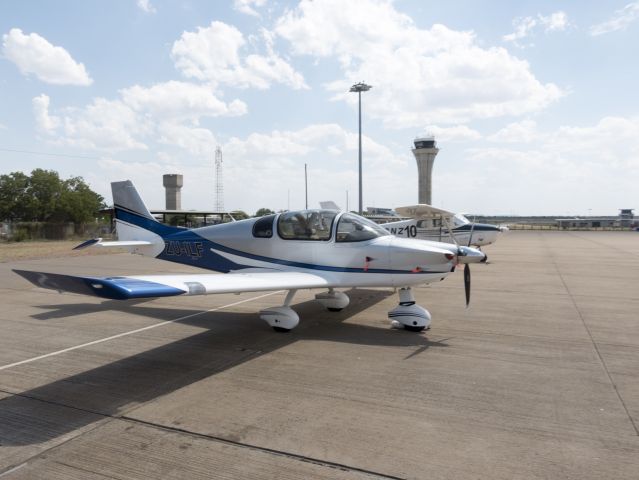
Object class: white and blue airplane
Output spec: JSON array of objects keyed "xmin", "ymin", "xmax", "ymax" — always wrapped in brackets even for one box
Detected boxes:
[
  {"xmin": 381, "ymin": 204, "xmax": 507, "ymax": 248},
  {"xmin": 15, "ymin": 181, "xmax": 486, "ymax": 333}
]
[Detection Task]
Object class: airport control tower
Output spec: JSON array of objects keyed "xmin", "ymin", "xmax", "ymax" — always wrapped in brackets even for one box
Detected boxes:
[
  {"xmin": 412, "ymin": 136, "xmax": 439, "ymax": 205},
  {"xmin": 163, "ymin": 174, "xmax": 183, "ymax": 210}
]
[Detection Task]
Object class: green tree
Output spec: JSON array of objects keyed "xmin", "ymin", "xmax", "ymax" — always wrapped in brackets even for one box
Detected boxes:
[
  {"xmin": 26, "ymin": 169, "xmax": 64, "ymax": 221},
  {"xmin": 0, "ymin": 169, "xmax": 105, "ymax": 223},
  {"xmin": 57, "ymin": 176, "xmax": 106, "ymax": 223},
  {"xmin": 230, "ymin": 210, "xmax": 249, "ymax": 220},
  {"xmin": 254, "ymin": 208, "xmax": 275, "ymax": 217},
  {"xmin": 0, "ymin": 171, "xmax": 30, "ymax": 221}
]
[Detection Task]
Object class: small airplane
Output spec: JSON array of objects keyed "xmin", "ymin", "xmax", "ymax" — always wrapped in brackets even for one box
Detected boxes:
[
  {"xmin": 14, "ymin": 181, "xmax": 486, "ymax": 333},
  {"xmin": 381, "ymin": 204, "xmax": 507, "ymax": 248}
]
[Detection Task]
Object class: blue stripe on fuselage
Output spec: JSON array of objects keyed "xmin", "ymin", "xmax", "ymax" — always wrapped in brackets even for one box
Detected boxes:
[{"xmin": 454, "ymin": 223, "xmax": 500, "ymax": 232}]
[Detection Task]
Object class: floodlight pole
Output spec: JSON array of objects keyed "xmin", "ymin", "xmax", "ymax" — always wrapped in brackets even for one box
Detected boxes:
[{"xmin": 350, "ymin": 82, "xmax": 372, "ymax": 215}]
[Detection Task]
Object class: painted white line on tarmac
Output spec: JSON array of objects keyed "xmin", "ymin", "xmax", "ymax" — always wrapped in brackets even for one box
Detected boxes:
[{"xmin": 0, "ymin": 291, "xmax": 282, "ymax": 372}]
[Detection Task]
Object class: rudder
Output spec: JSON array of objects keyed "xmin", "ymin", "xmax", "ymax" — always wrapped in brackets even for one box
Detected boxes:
[{"xmin": 111, "ymin": 180, "xmax": 176, "ymax": 255}]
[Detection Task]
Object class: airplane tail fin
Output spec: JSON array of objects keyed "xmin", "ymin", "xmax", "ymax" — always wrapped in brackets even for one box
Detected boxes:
[
  {"xmin": 110, "ymin": 180, "xmax": 178, "ymax": 256},
  {"xmin": 112, "ymin": 180, "xmax": 156, "ymax": 223},
  {"xmin": 320, "ymin": 200, "xmax": 341, "ymax": 211}
]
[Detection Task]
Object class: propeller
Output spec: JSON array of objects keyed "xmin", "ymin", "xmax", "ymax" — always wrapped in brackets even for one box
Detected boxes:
[
  {"xmin": 464, "ymin": 263, "xmax": 471, "ymax": 307},
  {"xmin": 455, "ymin": 245, "xmax": 482, "ymax": 308}
]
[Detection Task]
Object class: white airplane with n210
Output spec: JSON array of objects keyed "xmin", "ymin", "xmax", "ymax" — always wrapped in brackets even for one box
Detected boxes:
[
  {"xmin": 14, "ymin": 181, "xmax": 486, "ymax": 333},
  {"xmin": 380, "ymin": 204, "xmax": 507, "ymax": 250}
]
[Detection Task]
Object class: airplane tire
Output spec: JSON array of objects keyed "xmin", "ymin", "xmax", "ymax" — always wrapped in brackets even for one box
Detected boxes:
[
  {"xmin": 404, "ymin": 325, "xmax": 425, "ymax": 332},
  {"xmin": 273, "ymin": 326, "xmax": 291, "ymax": 333}
]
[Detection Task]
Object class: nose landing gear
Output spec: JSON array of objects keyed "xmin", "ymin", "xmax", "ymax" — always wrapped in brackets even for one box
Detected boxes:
[{"xmin": 388, "ymin": 287, "xmax": 431, "ymax": 332}]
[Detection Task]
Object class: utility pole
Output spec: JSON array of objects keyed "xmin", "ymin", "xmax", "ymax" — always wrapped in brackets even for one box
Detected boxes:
[
  {"xmin": 304, "ymin": 164, "xmax": 308, "ymax": 210},
  {"xmin": 214, "ymin": 146, "xmax": 224, "ymax": 212},
  {"xmin": 349, "ymin": 82, "xmax": 372, "ymax": 215}
]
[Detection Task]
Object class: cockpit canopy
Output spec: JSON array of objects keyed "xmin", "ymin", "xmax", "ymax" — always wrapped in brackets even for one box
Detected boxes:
[
  {"xmin": 266, "ymin": 210, "xmax": 390, "ymax": 242},
  {"xmin": 452, "ymin": 213, "xmax": 471, "ymax": 227},
  {"xmin": 278, "ymin": 210, "xmax": 337, "ymax": 240},
  {"xmin": 335, "ymin": 213, "xmax": 390, "ymax": 242}
]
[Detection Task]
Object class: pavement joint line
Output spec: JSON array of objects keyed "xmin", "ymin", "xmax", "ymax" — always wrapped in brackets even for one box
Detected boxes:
[
  {"xmin": 0, "ymin": 290, "xmax": 283, "ymax": 372},
  {"xmin": 0, "ymin": 464, "xmax": 27, "ymax": 478},
  {"xmin": 542, "ymin": 235, "xmax": 639, "ymax": 437},
  {"xmin": 0, "ymin": 391, "xmax": 117, "ymax": 478},
  {"xmin": 121, "ymin": 416, "xmax": 405, "ymax": 480},
  {"xmin": 0, "ymin": 387, "xmax": 401, "ymax": 480}
]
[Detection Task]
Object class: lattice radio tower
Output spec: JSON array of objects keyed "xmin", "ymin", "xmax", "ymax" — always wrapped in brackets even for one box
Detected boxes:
[{"xmin": 214, "ymin": 146, "xmax": 224, "ymax": 212}]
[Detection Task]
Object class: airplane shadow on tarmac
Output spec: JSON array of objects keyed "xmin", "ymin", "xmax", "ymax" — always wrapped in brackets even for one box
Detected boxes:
[{"xmin": 0, "ymin": 289, "xmax": 449, "ymax": 446}]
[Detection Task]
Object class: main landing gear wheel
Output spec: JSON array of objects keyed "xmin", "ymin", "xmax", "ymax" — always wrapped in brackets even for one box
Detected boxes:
[
  {"xmin": 260, "ymin": 290, "xmax": 299, "ymax": 332},
  {"xmin": 403, "ymin": 325, "xmax": 426, "ymax": 332},
  {"xmin": 388, "ymin": 287, "xmax": 431, "ymax": 332},
  {"xmin": 315, "ymin": 289, "xmax": 350, "ymax": 312},
  {"xmin": 272, "ymin": 326, "xmax": 291, "ymax": 333}
]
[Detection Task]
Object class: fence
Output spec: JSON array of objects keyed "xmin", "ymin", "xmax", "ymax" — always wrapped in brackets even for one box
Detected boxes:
[{"xmin": 1, "ymin": 222, "xmax": 114, "ymax": 242}]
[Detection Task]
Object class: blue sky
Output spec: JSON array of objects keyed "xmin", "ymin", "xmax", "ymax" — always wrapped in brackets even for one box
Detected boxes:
[{"xmin": 1, "ymin": 0, "xmax": 638, "ymax": 215}]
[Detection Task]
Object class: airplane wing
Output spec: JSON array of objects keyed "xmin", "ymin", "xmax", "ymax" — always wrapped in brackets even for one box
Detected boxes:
[
  {"xmin": 395, "ymin": 204, "xmax": 455, "ymax": 219},
  {"xmin": 13, "ymin": 269, "xmax": 329, "ymax": 301}
]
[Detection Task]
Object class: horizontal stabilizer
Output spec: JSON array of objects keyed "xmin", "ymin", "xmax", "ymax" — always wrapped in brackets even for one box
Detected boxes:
[
  {"xmin": 73, "ymin": 238, "xmax": 153, "ymax": 250},
  {"xmin": 13, "ymin": 270, "xmax": 186, "ymax": 300}
]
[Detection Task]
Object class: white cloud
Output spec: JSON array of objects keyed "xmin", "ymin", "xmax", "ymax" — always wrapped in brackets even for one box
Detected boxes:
[
  {"xmin": 157, "ymin": 123, "xmax": 217, "ymax": 156},
  {"xmin": 120, "ymin": 81, "xmax": 247, "ymax": 120},
  {"xmin": 32, "ymin": 94, "xmax": 60, "ymax": 132},
  {"xmin": 590, "ymin": 2, "xmax": 639, "ymax": 36},
  {"xmin": 2, "ymin": 28, "xmax": 92, "ymax": 86},
  {"xmin": 503, "ymin": 11, "xmax": 568, "ymax": 45},
  {"xmin": 33, "ymin": 95, "xmax": 149, "ymax": 151},
  {"xmin": 502, "ymin": 17, "xmax": 538, "ymax": 44},
  {"xmin": 171, "ymin": 21, "xmax": 307, "ymax": 90},
  {"xmin": 541, "ymin": 11, "xmax": 569, "ymax": 31},
  {"xmin": 233, "ymin": 0, "xmax": 266, "ymax": 17},
  {"xmin": 92, "ymin": 124, "xmax": 399, "ymax": 213},
  {"xmin": 421, "ymin": 125, "xmax": 481, "ymax": 142},
  {"xmin": 0, "ymin": 123, "xmax": 6, "ymax": 130},
  {"xmin": 59, "ymin": 98, "xmax": 149, "ymax": 151},
  {"xmin": 136, "ymin": 0, "xmax": 156, "ymax": 14},
  {"xmin": 215, "ymin": 123, "xmax": 406, "ymax": 211},
  {"xmin": 462, "ymin": 116, "xmax": 639, "ymax": 214},
  {"xmin": 488, "ymin": 119, "xmax": 537, "ymax": 143},
  {"xmin": 275, "ymin": 0, "xmax": 562, "ymax": 127},
  {"xmin": 35, "ymin": 81, "xmax": 246, "ymax": 152}
]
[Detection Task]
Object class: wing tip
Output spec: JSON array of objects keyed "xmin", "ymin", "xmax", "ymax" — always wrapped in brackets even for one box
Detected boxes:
[{"xmin": 73, "ymin": 238, "xmax": 102, "ymax": 250}]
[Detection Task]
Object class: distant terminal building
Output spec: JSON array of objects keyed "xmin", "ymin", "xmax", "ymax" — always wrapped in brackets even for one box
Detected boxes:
[
  {"xmin": 412, "ymin": 135, "xmax": 439, "ymax": 204},
  {"xmin": 556, "ymin": 209, "xmax": 637, "ymax": 229},
  {"xmin": 619, "ymin": 208, "xmax": 634, "ymax": 227}
]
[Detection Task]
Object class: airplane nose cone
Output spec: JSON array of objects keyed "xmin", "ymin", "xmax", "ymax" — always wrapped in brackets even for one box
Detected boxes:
[{"xmin": 457, "ymin": 246, "xmax": 487, "ymax": 264}]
